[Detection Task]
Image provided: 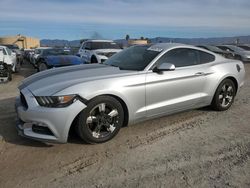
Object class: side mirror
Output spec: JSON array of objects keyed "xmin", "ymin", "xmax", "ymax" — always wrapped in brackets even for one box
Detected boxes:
[{"xmin": 153, "ymin": 63, "xmax": 175, "ymax": 73}]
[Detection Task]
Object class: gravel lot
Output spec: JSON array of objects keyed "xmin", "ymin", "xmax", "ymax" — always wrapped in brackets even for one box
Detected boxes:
[{"xmin": 0, "ymin": 62, "xmax": 250, "ymax": 188}]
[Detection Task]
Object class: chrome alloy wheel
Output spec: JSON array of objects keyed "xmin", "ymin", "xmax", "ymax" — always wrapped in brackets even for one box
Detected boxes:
[
  {"xmin": 219, "ymin": 83, "xmax": 234, "ymax": 108},
  {"xmin": 86, "ymin": 103, "xmax": 119, "ymax": 139}
]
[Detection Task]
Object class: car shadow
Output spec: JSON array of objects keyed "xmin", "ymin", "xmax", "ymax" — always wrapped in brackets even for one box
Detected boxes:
[{"xmin": 0, "ymin": 97, "xmax": 53, "ymax": 147}]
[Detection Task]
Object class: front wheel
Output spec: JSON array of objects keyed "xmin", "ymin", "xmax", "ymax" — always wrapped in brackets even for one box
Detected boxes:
[
  {"xmin": 211, "ymin": 79, "xmax": 236, "ymax": 111},
  {"xmin": 38, "ymin": 62, "xmax": 48, "ymax": 72},
  {"xmin": 8, "ymin": 70, "xmax": 12, "ymax": 81},
  {"xmin": 76, "ymin": 96, "xmax": 124, "ymax": 144},
  {"xmin": 91, "ymin": 56, "xmax": 98, "ymax": 64}
]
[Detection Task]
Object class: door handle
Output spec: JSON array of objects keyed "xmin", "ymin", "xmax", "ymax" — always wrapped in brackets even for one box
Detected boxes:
[{"xmin": 195, "ymin": 72, "xmax": 205, "ymax": 75}]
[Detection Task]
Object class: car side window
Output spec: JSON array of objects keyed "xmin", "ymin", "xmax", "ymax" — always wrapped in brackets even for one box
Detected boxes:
[
  {"xmin": 157, "ymin": 48, "xmax": 199, "ymax": 68},
  {"xmin": 80, "ymin": 43, "xmax": 86, "ymax": 50},
  {"xmin": 85, "ymin": 42, "xmax": 91, "ymax": 50},
  {"xmin": 198, "ymin": 50, "xmax": 215, "ymax": 64}
]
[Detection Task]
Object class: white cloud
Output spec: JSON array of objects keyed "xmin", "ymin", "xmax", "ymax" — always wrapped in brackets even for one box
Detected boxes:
[{"xmin": 0, "ymin": 0, "xmax": 250, "ymax": 29}]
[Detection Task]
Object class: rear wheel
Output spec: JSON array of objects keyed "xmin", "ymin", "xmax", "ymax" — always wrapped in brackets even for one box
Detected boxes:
[
  {"xmin": 76, "ymin": 96, "xmax": 124, "ymax": 144},
  {"xmin": 211, "ymin": 79, "xmax": 236, "ymax": 111}
]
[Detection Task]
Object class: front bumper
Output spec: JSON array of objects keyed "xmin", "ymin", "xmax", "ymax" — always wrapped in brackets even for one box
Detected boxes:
[
  {"xmin": 15, "ymin": 88, "xmax": 87, "ymax": 143},
  {"xmin": 96, "ymin": 55, "xmax": 108, "ymax": 63}
]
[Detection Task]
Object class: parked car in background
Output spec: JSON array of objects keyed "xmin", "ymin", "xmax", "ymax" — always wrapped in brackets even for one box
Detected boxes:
[
  {"xmin": 78, "ymin": 40, "xmax": 122, "ymax": 63},
  {"xmin": 36, "ymin": 48, "xmax": 85, "ymax": 71},
  {"xmin": 217, "ymin": 45, "xmax": 250, "ymax": 62},
  {"xmin": 0, "ymin": 49, "xmax": 12, "ymax": 81},
  {"xmin": 23, "ymin": 49, "xmax": 35, "ymax": 62},
  {"xmin": 237, "ymin": 44, "xmax": 250, "ymax": 51},
  {"xmin": 16, "ymin": 43, "xmax": 245, "ymax": 144},
  {"xmin": 197, "ymin": 45, "xmax": 234, "ymax": 59},
  {"xmin": 0, "ymin": 45, "xmax": 20, "ymax": 73},
  {"xmin": 2, "ymin": 44, "xmax": 24, "ymax": 64},
  {"xmin": 30, "ymin": 47, "xmax": 52, "ymax": 66}
]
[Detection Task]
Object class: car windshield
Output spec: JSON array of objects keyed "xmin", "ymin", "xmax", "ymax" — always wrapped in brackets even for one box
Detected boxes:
[
  {"xmin": 43, "ymin": 49, "xmax": 72, "ymax": 56},
  {"xmin": 35, "ymin": 49, "xmax": 42, "ymax": 54},
  {"xmin": 91, "ymin": 42, "xmax": 121, "ymax": 50},
  {"xmin": 6, "ymin": 48, "xmax": 12, "ymax": 55},
  {"xmin": 206, "ymin": 45, "xmax": 224, "ymax": 52},
  {"xmin": 104, "ymin": 45, "xmax": 161, "ymax": 71},
  {"xmin": 227, "ymin": 45, "xmax": 245, "ymax": 52}
]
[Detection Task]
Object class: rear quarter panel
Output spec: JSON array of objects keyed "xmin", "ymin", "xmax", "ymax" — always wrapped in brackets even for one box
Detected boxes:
[{"xmin": 203, "ymin": 59, "xmax": 245, "ymax": 105}]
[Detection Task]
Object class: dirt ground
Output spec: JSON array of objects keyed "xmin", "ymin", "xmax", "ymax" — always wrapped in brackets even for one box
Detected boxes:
[{"xmin": 0, "ymin": 62, "xmax": 250, "ymax": 188}]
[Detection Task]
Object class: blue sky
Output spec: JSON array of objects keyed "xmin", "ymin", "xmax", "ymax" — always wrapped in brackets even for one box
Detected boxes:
[{"xmin": 0, "ymin": 0, "xmax": 250, "ymax": 40}]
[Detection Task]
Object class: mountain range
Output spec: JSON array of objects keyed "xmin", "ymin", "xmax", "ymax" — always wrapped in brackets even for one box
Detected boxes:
[{"xmin": 40, "ymin": 35, "xmax": 250, "ymax": 47}]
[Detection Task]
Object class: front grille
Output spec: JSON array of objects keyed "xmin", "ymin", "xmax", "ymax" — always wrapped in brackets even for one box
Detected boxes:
[
  {"xmin": 32, "ymin": 125, "xmax": 54, "ymax": 136},
  {"xmin": 20, "ymin": 92, "xmax": 28, "ymax": 109}
]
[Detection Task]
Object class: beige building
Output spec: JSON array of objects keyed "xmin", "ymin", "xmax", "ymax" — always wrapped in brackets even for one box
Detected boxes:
[
  {"xmin": 0, "ymin": 35, "xmax": 40, "ymax": 49},
  {"xmin": 128, "ymin": 39, "xmax": 148, "ymax": 46}
]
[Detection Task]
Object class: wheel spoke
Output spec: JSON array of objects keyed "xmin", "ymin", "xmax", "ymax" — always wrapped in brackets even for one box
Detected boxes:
[
  {"xmin": 98, "ymin": 103, "xmax": 106, "ymax": 112},
  {"xmin": 92, "ymin": 131, "xmax": 100, "ymax": 138},
  {"xmin": 107, "ymin": 124, "xmax": 116, "ymax": 133},
  {"xmin": 222, "ymin": 98, "xmax": 226, "ymax": 106},
  {"xmin": 227, "ymin": 86, "xmax": 233, "ymax": 92},
  {"xmin": 222, "ymin": 85, "xmax": 226, "ymax": 92},
  {"xmin": 108, "ymin": 109, "xmax": 118, "ymax": 118},
  {"xmin": 226, "ymin": 95, "xmax": 233, "ymax": 102},
  {"xmin": 219, "ymin": 94, "xmax": 223, "ymax": 100},
  {"xmin": 92, "ymin": 124, "xmax": 101, "ymax": 138},
  {"xmin": 86, "ymin": 116, "xmax": 97, "ymax": 124}
]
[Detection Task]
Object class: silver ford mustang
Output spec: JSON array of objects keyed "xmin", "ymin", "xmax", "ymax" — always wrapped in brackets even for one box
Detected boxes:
[{"xmin": 15, "ymin": 43, "xmax": 245, "ymax": 143}]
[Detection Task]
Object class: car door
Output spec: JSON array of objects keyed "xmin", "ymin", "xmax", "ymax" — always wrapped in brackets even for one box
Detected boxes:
[
  {"xmin": 145, "ymin": 48, "xmax": 209, "ymax": 118},
  {"xmin": 82, "ymin": 42, "xmax": 92, "ymax": 63},
  {"xmin": 79, "ymin": 42, "xmax": 86, "ymax": 58}
]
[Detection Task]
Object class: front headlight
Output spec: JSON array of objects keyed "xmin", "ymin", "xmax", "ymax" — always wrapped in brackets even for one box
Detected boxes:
[
  {"xmin": 96, "ymin": 52, "xmax": 106, "ymax": 56},
  {"xmin": 35, "ymin": 95, "xmax": 77, "ymax": 108}
]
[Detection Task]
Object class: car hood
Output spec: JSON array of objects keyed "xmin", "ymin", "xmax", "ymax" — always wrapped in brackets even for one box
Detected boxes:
[
  {"xmin": 93, "ymin": 49, "xmax": 121, "ymax": 53},
  {"xmin": 19, "ymin": 64, "xmax": 133, "ymax": 96}
]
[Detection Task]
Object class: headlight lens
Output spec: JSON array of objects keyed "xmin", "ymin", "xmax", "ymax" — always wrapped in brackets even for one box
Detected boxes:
[{"xmin": 35, "ymin": 95, "xmax": 77, "ymax": 108}]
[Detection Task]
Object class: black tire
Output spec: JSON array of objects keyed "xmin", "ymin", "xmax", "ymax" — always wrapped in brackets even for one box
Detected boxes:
[
  {"xmin": 211, "ymin": 79, "xmax": 236, "ymax": 111},
  {"xmin": 76, "ymin": 96, "xmax": 124, "ymax": 144},
  {"xmin": 38, "ymin": 62, "xmax": 48, "ymax": 72},
  {"xmin": 91, "ymin": 56, "xmax": 98, "ymax": 64},
  {"xmin": 8, "ymin": 71, "xmax": 12, "ymax": 81},
  {"xmin": 14, "ymin": 63, "xmax": 21, "ymax": 73}
]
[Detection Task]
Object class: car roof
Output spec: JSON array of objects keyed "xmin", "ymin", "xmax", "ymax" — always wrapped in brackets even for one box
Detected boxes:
[{"xmin": 150, "ymin": 43, "xmax": 199, "ymax": 51}]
